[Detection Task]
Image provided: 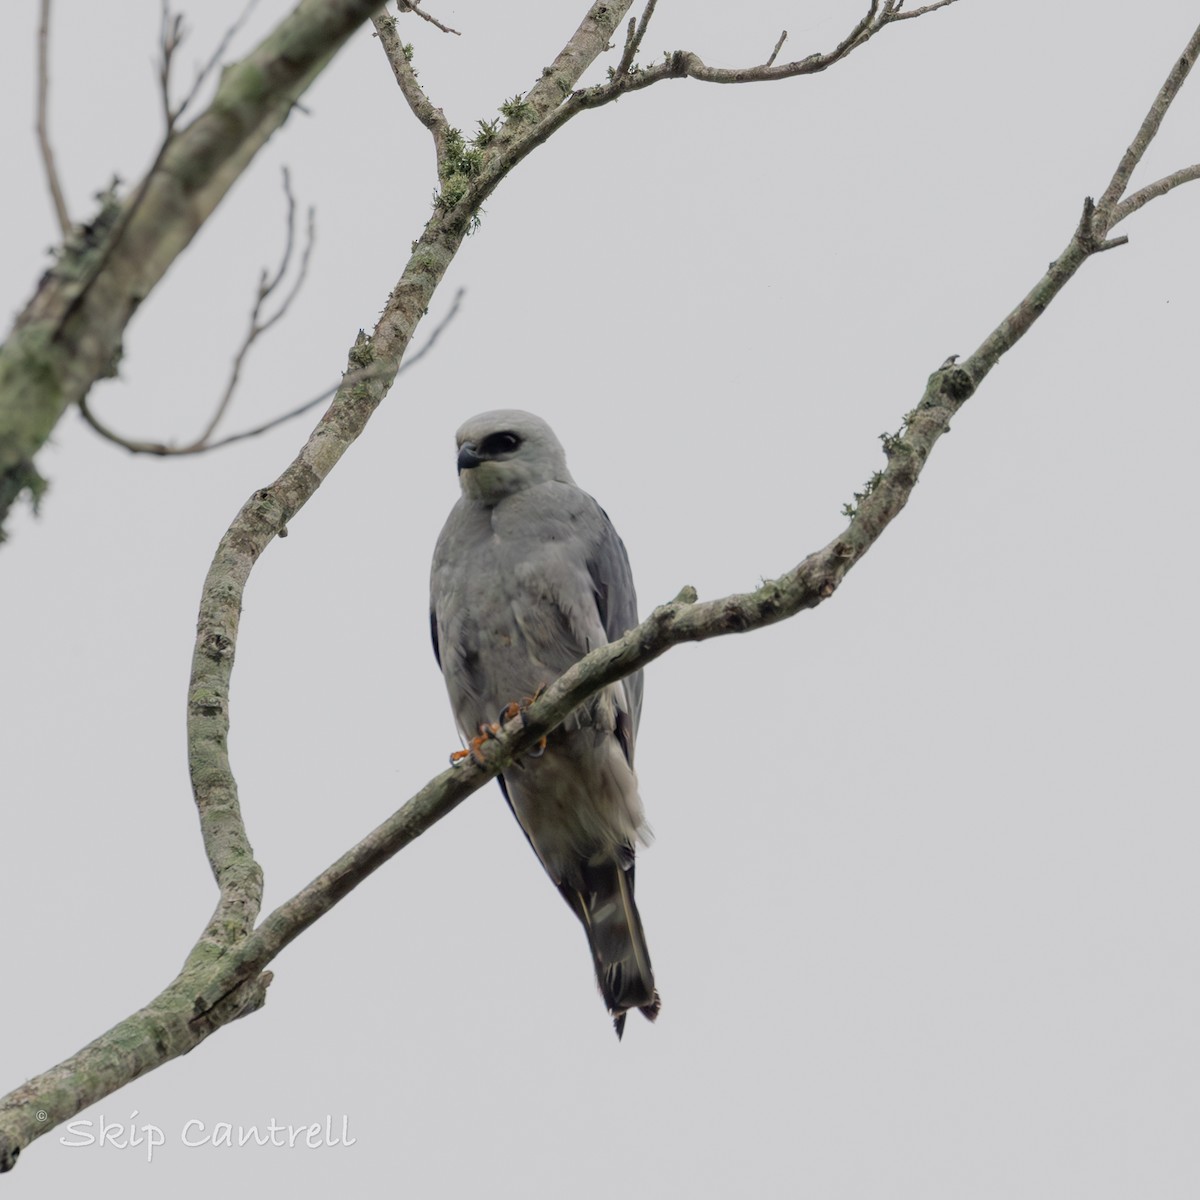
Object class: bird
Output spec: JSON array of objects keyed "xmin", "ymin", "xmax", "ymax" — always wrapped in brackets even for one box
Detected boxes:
[{"xmin": 429, "ymin": 409, "xmax": 660, "ymax": 1037}]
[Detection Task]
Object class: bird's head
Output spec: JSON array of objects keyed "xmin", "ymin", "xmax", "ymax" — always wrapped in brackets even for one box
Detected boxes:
[{"xmin": 454, "ymin": 410, "xmax": 575, "ymax": 504}]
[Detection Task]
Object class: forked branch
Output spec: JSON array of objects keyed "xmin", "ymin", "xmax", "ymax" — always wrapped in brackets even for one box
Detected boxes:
[
  {"xmin": 1093, "ymin": 21, "xmax": 1200, "ymax": 228},
  {"xmin": 615, "ymin": 0, "xmax": 658, "ymax": 78},
  {"xmin": 374, "ymin": 9, "xmax": 452, "ymax": 166}
]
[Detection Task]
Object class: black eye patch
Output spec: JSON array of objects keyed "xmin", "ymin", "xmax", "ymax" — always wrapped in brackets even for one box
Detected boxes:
[{"xmin": 480, "ymin": 431, "xmax": 521, "ymax": 455}]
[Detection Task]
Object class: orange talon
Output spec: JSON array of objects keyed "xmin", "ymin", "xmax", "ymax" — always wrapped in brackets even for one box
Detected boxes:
[
  {"xmin": 450, "ymin": 723, "xmax": 501, "ymax": 767},
  {"xmin": 498, "ymin": 686, "xmax": 548, "ymax": 731}
]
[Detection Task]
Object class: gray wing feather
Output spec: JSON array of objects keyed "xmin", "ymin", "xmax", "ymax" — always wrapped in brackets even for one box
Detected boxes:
[{"xmin": 585, "ymin": 503, "xmax": 642, "ymax": 758}]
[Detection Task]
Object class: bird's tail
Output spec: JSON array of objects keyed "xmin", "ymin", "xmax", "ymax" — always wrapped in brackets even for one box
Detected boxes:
[{"xmin": 561, "ymin": 856, "xmax": 660, "ymax": 1039}]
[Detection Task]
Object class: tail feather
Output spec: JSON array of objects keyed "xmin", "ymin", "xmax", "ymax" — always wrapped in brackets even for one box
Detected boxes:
[{"xmin": 560, "ymin": 855, "xmax": 659, "ymax": 1037}]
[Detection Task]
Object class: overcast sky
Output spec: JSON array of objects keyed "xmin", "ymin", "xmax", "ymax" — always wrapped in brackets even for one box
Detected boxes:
[{"xmin": 3, "ymin": 2, "xmax": 1199, "ymax": 1196}]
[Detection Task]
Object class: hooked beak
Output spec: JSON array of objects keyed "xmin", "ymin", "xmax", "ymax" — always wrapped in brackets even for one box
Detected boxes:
[{"xmin": 457, "ymin": 443, "xmax": 483, "ymax": 474}]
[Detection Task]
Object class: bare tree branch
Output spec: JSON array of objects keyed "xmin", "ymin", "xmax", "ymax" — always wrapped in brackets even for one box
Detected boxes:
[
  {"xmin": 186, "ymin": 168, "xmax": 315, "ymax": 448},
  {"xmin": 159, "ymin": 0, "xmax": 263, "ymax": 127},
  {"xmin": 665, "ymin": 0, "xmax": 886, "ymax": 85},
  {"xmin": 180, "ymin": 227, "xmax": 477, "ymax": 972},
  {"xmin": 615, "ymin": 0, "xmax": 658, "ymax": 78},
  {"xmin": 157, "ymin": 3, "xmax": 185, "ymax": 126},
  {"xmin": 374, "ymin": 9, "xmax": 451, "ymax": 165},
  {"xmin": 78, "ymin": 289, "xmax": 465, "ymax": 457},
  {"xmin": 616, "ymin": 18, "xmax": 638, "ymax": 78},
  {"xmin": 886, "ymin": 0, "xmax": 961, "ymax": 22},
  {"xmin": 1111, "ymin": 162, "xmax": 1200, "ymax": 225},
  {"xmin": 522, "ymin": 0, "xmax": 635, "ymax": 123},
  {"xmin": 452, "ymin": 0, "xmax": 960, "ymax": 221},
  {"xmin": 35, "ymin": 0, "xmax": 71, "ymax": 237},
  {"xmin": 396, "ymin": 0, "xmax": 460, "ymax": 37},
  {"xmin": 765, "ymin": 30, "xmax": 789, "ymax": 70}
]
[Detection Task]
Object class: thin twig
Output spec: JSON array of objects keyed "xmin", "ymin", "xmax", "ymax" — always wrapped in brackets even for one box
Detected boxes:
[
  {"xmin": 765, "ymin": 30, "xmax": 788, "ymax": 69},
  {"xmin": 261, "ymin": 169, "xmax": 304, "ymax": 296},
  {"xmin": 80, "ymin": 290, "xmax": 466, "ymax": 457},
  {"xmin": 885, "ymin": 0, "xmax": 960, "ymax": 21},
  {"xmin": 35, "ymin": 0, "xmax": 71, "ymax": 236},
  {"xmin": 396, "ymin": 0, "xmax": 461, "ymax": 37},
  {"xmin": 1111, "ymin": 162, "xmax": 1200, "ymax": 225},
  {"xmin": 184, "ymin": 169, "xmax": 315, "ymax": 449},
  {"xmin": 627, "ymin": 0, "xmax": 658, "ymax": 67},
  {"xmin": 160, "ymin": 0, "xmax": 261, "ymax": 126},
  {"xmin": 615, "ymin": 18, "xmax": 638, "ymax": 77},
  {"xmin": 157, "ymin": 3, "xmax": 185, "ymax": 126},
  {"xmin": 78, "ymin": 363, "xmax": 388, "ymax": 456}
]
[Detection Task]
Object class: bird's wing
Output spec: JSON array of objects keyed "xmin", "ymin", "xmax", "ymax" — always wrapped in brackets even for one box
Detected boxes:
[
  {"xmin": 430, "ymin": 499, "xmax": 499, "ymax": 742},
  {"xmin": 503, "ymin": 484, "xmax": 641, "ymax": 757},
  {"xmin": 583, "ymin": 501, "xmax": 642, "ymax": 758}
]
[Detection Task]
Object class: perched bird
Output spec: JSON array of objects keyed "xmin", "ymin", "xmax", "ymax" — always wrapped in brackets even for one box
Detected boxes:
[{"xmin": 430, "ymin": 410, "xmax": 659, "ymax": 1037}]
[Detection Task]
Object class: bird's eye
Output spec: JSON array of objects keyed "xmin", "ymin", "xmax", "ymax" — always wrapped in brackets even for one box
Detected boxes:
[{"xmin": 481, "ymin": 432, "xmax": 521, "ymax": 455}]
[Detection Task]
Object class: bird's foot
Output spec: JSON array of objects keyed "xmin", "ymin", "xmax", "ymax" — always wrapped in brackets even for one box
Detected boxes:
[
  {"xmin": 497, "ymin": 688, "xmax": 548, "ymax": 757},
  {"xmin": 449, "ymin": 691, "xmax": 549, "ymax": 767},
  {"xmin": 497, "ymin": 684, "xmax": 545, "ymax": 729},
  {"xmin": 448, "ymin": 721, "xmax": 502, "ymax": 767}
]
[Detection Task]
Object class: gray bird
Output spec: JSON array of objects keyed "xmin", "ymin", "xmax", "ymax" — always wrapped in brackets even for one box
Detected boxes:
[{"xmin": 430, "ymin": 409, "xmax": 660, "ymax": 1037}]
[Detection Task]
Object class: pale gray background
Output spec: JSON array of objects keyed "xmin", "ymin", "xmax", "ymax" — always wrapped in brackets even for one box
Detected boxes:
[{"xmin": 2, "ymin": 2, "xmax": 1198, "ymax": 1196}]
